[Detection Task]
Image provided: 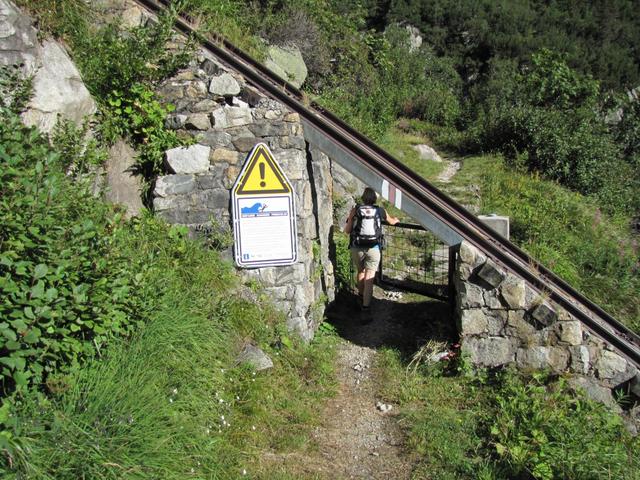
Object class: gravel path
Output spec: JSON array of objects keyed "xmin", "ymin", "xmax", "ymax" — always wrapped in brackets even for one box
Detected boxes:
[
  {"xmin": 262, "ymin": 287, "xmax": 454, "ymax": 478},
  {"xmin": 437, "ymin": 159, "xmax": 461, "ymax": 183}
]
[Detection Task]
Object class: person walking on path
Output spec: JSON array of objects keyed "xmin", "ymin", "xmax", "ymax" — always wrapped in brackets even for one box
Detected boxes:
[{"xmin": 344, "ymin": 187, "xmax": 399, "ymax": 318}]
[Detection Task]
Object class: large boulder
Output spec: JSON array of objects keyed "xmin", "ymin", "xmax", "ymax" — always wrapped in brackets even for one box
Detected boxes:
[
  {"xmin": 265, "ymin": 44, "xmax": 308, "ymax": 88},
  {"xmin": 21, "ymin": 40, "xmax": 97, "ymax": 133},
  {"xmin": 0, "ymin": 0, "xmax": 38, "ymax": 73}
]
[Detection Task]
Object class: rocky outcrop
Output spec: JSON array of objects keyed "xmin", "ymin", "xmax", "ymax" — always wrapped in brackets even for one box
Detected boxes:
[
  {"xmin": 0, "ymin": 0, "xmax": 96, "ymax": 133},
  {"xmin": 455, "ymin": 240, "xmax": 640, "ymax": 409},
  {"xmin": 104, "ymin": 140, "xmax": 145, "ymax": 219},
  {"xmin": 264, "ymin": 44, "xmax": 308, "ymax": 88}
]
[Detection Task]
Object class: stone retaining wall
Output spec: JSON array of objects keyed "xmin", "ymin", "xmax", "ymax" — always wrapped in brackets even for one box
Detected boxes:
[
  {"xmin": 456, "ymin": 240, "xmax": 640, "ymax": 411},
  {"xmin": 152, "ymin": 50, "xmax": 335, "ymax": 340}
]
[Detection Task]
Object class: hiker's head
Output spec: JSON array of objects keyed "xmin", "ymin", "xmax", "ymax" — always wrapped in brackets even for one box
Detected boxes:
[{"xmin": 361, "ymin": 187, "xmax": 377, "ymax": 205}]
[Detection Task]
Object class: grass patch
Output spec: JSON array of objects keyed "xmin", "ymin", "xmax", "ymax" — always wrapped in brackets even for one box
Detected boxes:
[
  {"xmin": 3, "ymin": 215, "xmax": 338, "ymax": 479},
  {"xmin": 378, "ymin": 348, "xmax": 640, "ymax": 480},
  {"xmin": 379, "ymin": 127, "xmax": 446, "ymax": 182},
  {"xmin": 446, "ymin": 155, "xmax": 640, "ymax": 332}
]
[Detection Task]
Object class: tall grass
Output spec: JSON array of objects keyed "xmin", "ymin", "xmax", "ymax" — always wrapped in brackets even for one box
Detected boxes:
[{"xmin": 4, "ymin": 215, "xmax": 336, "ymax": 479}]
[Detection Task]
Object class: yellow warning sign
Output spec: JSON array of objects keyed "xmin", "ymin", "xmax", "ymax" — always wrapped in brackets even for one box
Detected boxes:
[{"xmin": 234, "ymin": 144, "xmax": 290, "ymax": 195}]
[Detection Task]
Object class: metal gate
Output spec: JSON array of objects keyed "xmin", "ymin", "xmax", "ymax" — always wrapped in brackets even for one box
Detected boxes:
[{"xmin": 378, "ymin": 222, "xmax": 455, "ymax": 301}]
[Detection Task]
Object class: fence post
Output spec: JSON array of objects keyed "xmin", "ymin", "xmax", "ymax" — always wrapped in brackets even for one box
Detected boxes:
[{"xmin": 448, "ymin": 244, "xmax": 459, "ymax": 315}]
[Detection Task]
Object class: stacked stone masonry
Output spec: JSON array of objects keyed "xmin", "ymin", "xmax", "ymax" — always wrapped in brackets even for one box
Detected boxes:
[
  {"xmin": 456, "ymin": 240, "xmax": 640, "ymax": 411},
  {"xmin": 152, "ymin": 51, "xmax": 335, "ymax": 341}
]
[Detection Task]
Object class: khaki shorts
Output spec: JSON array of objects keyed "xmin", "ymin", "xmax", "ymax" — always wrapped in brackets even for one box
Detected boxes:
[{"xmin": 351, "ymin": 246, "xmax": 381, "ymax": 272}]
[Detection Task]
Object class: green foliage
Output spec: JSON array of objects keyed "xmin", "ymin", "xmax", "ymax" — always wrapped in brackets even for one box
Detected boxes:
[
  {"xmin": 489, "ymin": 371, "xmax": 639, "ymax": 479},
  {"xmin": 102, "ymin": 83, "xmax": 183, "ymax": 177},
  {"xmin": 381, "ymin": 348, "xmax": 639, "ymax": 480},
  {"xmin": 0, "ymin": 107, "xmax": 141, "ymax": 395},
  {"xmin": 0, "ymin": 65, "xmax": 32, "ymax": 114},
  {"xmin": 1, "ymin": 213, "xmax": 337, "ymax": 478},
  {"xmin": 50, "ymin": 118, "xmax": 108, "ymax": 175},
  {"xmin": 332, "ymin": 231, "xmax": 354, "ymax": 291}
]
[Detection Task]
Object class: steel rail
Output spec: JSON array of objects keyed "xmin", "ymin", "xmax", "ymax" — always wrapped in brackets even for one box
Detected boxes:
[{"xmin": 133, "ymin": 0, "xmax": 640, "ymax": 365}]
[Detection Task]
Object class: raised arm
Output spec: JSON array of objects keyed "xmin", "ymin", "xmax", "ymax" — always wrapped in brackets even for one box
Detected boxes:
[{"xmin": 384, "ymin": 209, "xmax": 400, "ymax": 225}]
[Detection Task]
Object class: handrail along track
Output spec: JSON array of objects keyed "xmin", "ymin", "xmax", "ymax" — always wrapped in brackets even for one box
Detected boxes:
[{"xmin": 133, "ymin": 0, "xmax": 640, "ymax": 368}]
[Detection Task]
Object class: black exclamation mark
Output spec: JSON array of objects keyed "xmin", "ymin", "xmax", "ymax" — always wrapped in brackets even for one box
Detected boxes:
[{"xmin": 259, "ymin": 162, "xmax": 266, "ymax": 188}]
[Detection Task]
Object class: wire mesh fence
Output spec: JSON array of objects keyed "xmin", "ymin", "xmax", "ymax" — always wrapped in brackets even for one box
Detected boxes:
[{"xmin": 378, "ymin": 222, "xmax": 451, "ymax": 300}]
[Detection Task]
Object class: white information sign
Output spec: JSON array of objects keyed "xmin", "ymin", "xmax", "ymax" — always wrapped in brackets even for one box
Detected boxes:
[{"xmin": 232, "ymin": 143, "xmax": 298, "ymax": 267}]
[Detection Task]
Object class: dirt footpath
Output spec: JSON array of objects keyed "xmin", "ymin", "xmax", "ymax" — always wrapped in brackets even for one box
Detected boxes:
[{"xmin": 262, "ymin": 287, "xmax": 453, "ymax": 479}]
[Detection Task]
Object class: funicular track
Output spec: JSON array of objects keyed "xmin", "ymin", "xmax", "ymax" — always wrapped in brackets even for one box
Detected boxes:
[{"xmin": 134, "ymin": 0, "xmax": 640, "ymax": 368}]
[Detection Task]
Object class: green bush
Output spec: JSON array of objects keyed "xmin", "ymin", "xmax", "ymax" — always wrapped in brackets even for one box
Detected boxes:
[
  {"xmin": 0, "ymin": 106, "xmax": 141, "ymax": 395},
  {"xmin": 489, "ymin": 372, "xmax": 639, "ymax": 479}
]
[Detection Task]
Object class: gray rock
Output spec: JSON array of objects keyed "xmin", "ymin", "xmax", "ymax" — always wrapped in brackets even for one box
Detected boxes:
[
  {"xmin": 209, "ymin": 72, "xmax": 241, "ymax": 96},
  {"xmin": 530, "ymin": 303, "xmax": 557, "ymax": 326},
  {"xmin": 200, "ymin": 130, "xmax": 232, "ymax": 148},
  {"xmin": 185, "ymin": 80, "xmax": 208, "ymax": 98},
  {"xmin": 567, "ymin": 376, "xmax": 620, "ymax": 410},
  {"xmin": 104, "ymin": 140, "xmax": 144, "ymax": 218},
  {"xmin": 236, "ymin": 344, "xmax": 273, "ymax": 371},
  {"xmin": 226, "ymin": 105, "xmax": 253, "ymax": 127},
  {"xmin": 210, "ymin": 108, "xmax": 227, "ymax": 128},
  {"xmin": 232, "ymin": 136, "xmax": 261, "ymax": 152},
  {"xmin": 476, "ymin": 259, "xmax": 505, "ymax": 288},
  {"xmin": 457, "ymin": 282, "xmax": 484, "ymax": 308},
  {"xmin": 22, "ymin": 40, "xmax": 97, "ymax": 133},
  {"xmin": 154, "ymin": 174, "xmax": 196, "ymax": 197},
  {"xmin": 166, "ymin": 114, "xmax": 188, "ymax": 129},
  {"xmin": 596, "ymin": 350, "xmax": 637, "ymax": 387},
  {"xmin": 506, "ymin": 310, "xmax": 536, "ymax": 339},
  {"xmin": 199, "ymin": 188, "xmax": 229, "ymax": 209},
  {"xmin": 516, "ymin": 346, "xmax": 569, "ymax": 372},
  {"xmin": 557, "ymin": 321, "xmax": 582, "ymax": 346},
  {"xmin": 479, "ymin": 214, "xmax": 510, "ymax": 240},
  {"xmin": 483, "ymin": 290, "xmax": 504, "ymax": 309},
  {"xmin": 0, "ymin": 0, "xmax": 39, "ymax": 74},
  {"xmin": 412, "ymin": 144, "xmax": 442, "ymax": 162},
  {"xmin": 192, "ymin": 98, "xmax": 218, "ymax": 113},
  {"xmin": 239, "ymin": 86, "xmax": 265, "ymax": 107},
  {"xmin": 196, "ymin": 174, "xmax": 224, "ymax": 191},
  {"xmin": 185, "ymin": 113, "xmax": 211, "ymax": 130},
  {"xmin": 405, "ymin": 25, "xmax": 422, "ymax": 52},
  {"xmin": 487, "ymin": 310, "xmax": 507, "ymax": 335},
  {"xmin": 499, "ymin": 275, "xmax": 525, "ymax": 308},
  {"xmin": 201, "ymin": 58, "xmax": 222, "ymax": 76},
  {"xmin": 462, "ymin": 336, "xmax": 514, "ymax": 367},
  {"xmin": 570, "ymin": 346, "xmax": 590, "ymax": 374},
  {"xmin": 249, "ymin": 121, "xmax": 291, "ymax": 137},
  {"xmin": 165, "ymin": 144, "xmax": 210, "ymax": 174},
  {"xmin": 459, "ymin": 309, "xmax": 487, "ymax": 335},
  {"xmin": 264, "ymin": 44, "xmax": 308, "ymax": 88}
]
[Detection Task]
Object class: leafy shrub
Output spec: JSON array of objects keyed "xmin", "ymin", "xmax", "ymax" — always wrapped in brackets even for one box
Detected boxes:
[
  {"xmin": 489, "ymin": 372, "xmax": 639, "ymax": 479},
  {"xmin": 0, "ymin": 106, "xmax": 141, "ymax": 395}
]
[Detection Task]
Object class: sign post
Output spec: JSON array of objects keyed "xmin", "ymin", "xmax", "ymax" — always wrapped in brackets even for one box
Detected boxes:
[{"xmin": 232, "ymin": 143, "xmax": 298, "ymax": 268}]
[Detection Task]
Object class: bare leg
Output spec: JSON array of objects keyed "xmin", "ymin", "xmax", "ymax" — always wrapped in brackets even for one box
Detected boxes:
[
  {"xmin": 362, "ymin": 268, "xmax": 376, "ymax": 307},
  {"xmin": 357, "ymin": 269, "xmax": 366, "ymax": 297}
]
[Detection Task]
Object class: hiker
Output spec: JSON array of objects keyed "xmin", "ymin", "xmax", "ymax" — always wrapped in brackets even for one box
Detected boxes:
[{"xmin": 344, "ymin": 187, "xmax": 399, "ymax": 315}]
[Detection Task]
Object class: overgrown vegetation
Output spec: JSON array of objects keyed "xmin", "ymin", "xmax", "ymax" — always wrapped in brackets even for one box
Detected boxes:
[
  {"xmin": 378, "ymin": 349, "xmax": 640, "ymax": 480},
  {"xmin": 446, "ymin": 155, "xmax": 640, "ymax": 331},
  {"xmin": 0, "ymin": 69, "xmax": 336, "ymax": 476},
  {"xmin": 17, "ymin": 0, "xmax": 192, "ymax": 179}
]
